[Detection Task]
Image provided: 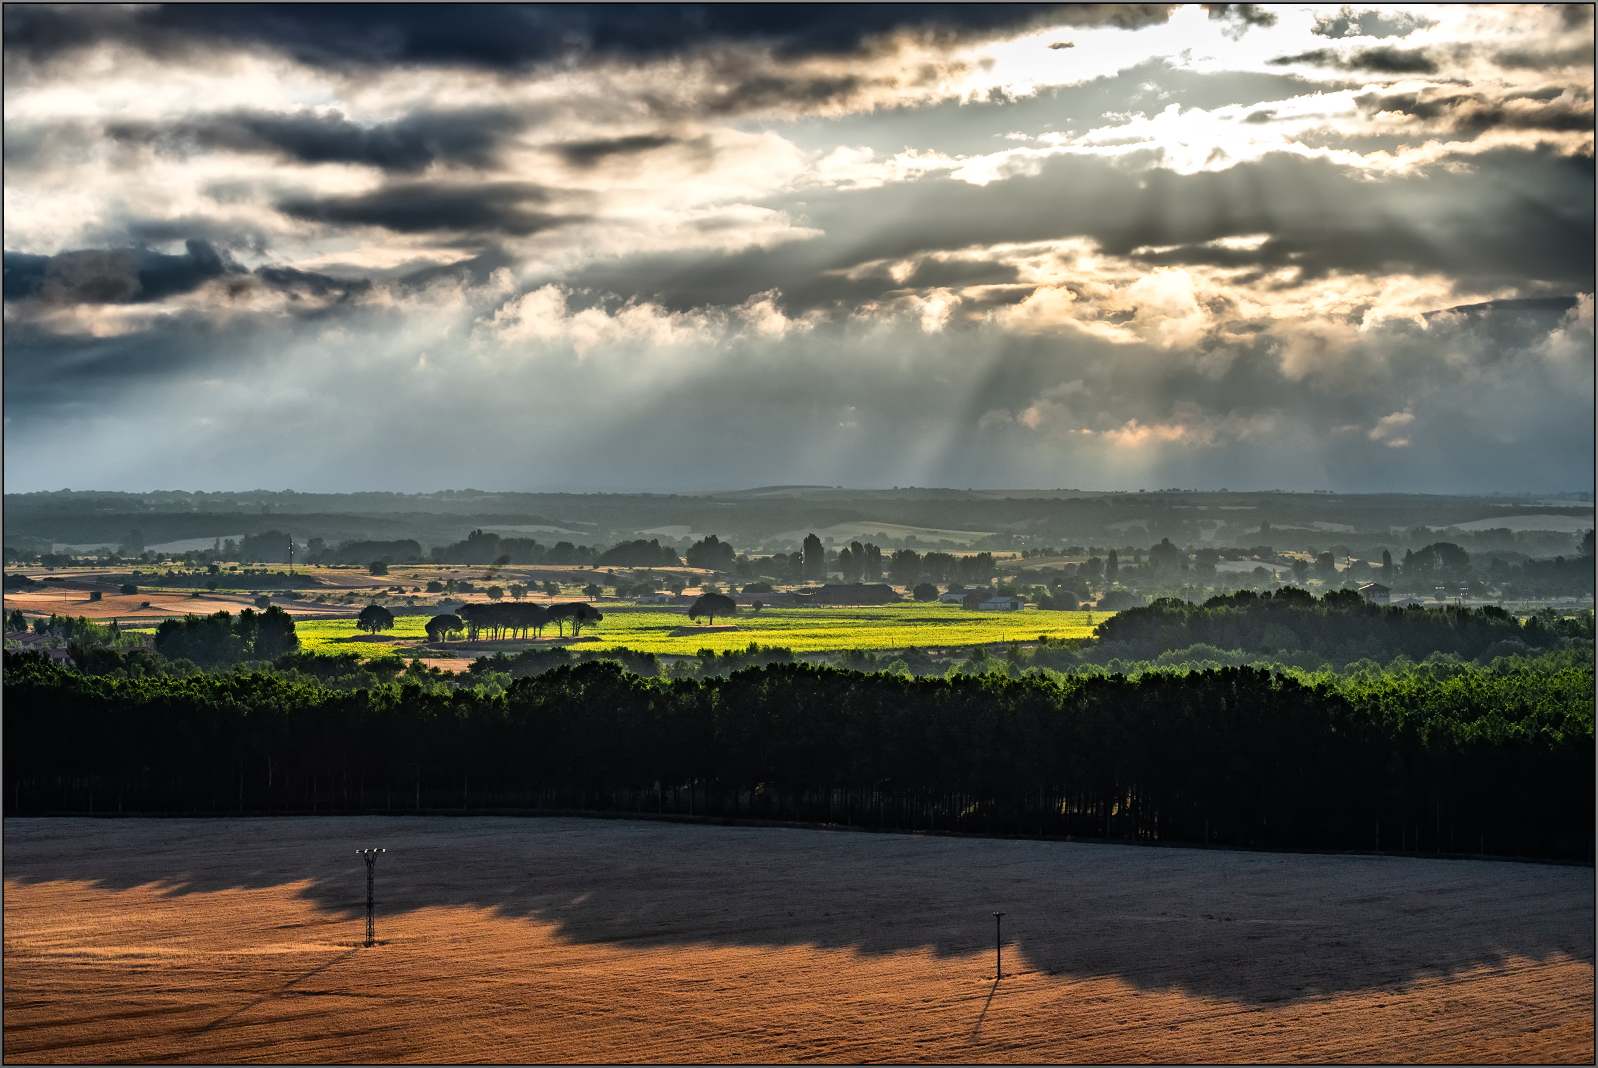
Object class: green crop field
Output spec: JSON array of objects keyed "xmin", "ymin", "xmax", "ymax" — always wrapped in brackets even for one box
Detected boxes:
[
  {"xmin": 294, "ymin": 615, "xmax": 432, "ymax": 657},
  {"xmin": 292, "ymin": 604, "xmax": 1109, "ymax": 659}
]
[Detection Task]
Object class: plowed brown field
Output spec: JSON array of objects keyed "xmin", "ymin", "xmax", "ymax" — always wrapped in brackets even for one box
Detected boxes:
[
  {"xmin": 2, "ymin": 589, "xmax": 341, "ymax": 621},
  {"xmin": 4, "ymin": 817, "xmax": 1591, "ymax": 1063}
]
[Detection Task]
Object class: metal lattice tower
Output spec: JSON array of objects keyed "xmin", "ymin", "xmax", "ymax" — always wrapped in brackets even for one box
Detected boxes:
[{"xmin": 356, "ymin": 848, "xmax": 385, "ymax": 946}]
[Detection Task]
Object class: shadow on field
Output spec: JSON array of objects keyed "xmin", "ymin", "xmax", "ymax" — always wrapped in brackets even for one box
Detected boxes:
[{"xmin": 6, "ymin": 816, "xmax": 1592, "ymax": 1006}]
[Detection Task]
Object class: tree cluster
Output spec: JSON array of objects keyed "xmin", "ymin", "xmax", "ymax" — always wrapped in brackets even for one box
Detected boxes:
[
  {"xmin": 686, "ymin": 535, "xmax": 736, "ymax": 572},
  {"xmin": 454, "ymin": 601, "xmax": 603, "ymax": 640},
  {"xmin": 239, "ymin": 530, "xmax": 294, "ymax": 564},
  {"xmin": 596, "ymin": 539, "xmax": 682, "ymax": 568},
  {"xmin": 888, "ymin": 549, "xmax": 995, "ymax": 587},
  {"xmin": 429, "ymin": 529, "xmax": 597, "ymax": 566},
  {"xmin": 304, "ymin": 539, "xmax": 423, "ymax": 566},
  {"xmin": 153, "ymin": 607, "xmax": 299, "ymax": 667},
  {"xmin": 1096, "ymin": 588, "xmax": 1592, "ymax": 663},
  {"xmin": 836, "ymin": 541, "xmax": 884, "ymax": 583}
]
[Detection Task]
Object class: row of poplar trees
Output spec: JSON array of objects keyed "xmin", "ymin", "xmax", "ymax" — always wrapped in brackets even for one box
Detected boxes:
[{"xmin": 5, "ymin": 651, "xmax": 1590, "ymax": 860}]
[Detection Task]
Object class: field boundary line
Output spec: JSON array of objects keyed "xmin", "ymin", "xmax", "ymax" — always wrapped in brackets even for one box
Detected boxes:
[{"xmin": 4, "ymin": 811, "xmax": 1589, "ymax": 867}]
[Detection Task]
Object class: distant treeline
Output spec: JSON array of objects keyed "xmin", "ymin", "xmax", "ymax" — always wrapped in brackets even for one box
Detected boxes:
[
  {"xmin": 1096, "ymin": 589, "xmax": 1593, "ymax": 663},
  {"xmin": 6, "ymin": 652, "xmax": 1591, "ymax": 860}
]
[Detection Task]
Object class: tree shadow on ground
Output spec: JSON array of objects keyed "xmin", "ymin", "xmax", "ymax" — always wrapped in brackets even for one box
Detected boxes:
[{"xmin": 6, "ymin": 815, "xmax": 1592, "ymax": 1006}]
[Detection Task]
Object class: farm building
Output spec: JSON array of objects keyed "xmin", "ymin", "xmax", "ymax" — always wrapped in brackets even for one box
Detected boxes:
[
  {"xmin": 937, "ymin": 591, "xmax": 970, "ymax": 604},
  {"xmin": 809, "ymin": 584, "xmax": 900, "ymax": 605},
  {"xmin": 734, "ymin": 591, "xmax": 796, "ymax": 606},
  {"xmin": 4, "ymin": 632, "xmax": 74, "ymax": 662},
  {"xmin": 1358, "ymin": 583, "xmax": 1391, "ymax": 605},
  {"xmin": 977, "ymin": 595, "xmax": 1026, "ymax": 611},
  {"xmin": 634, "ymin": 593, "xmax": 672, "ymax": 604}
]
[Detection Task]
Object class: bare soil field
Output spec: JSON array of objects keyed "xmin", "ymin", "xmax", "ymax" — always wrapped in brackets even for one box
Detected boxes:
[{"xmin": 4, "ymin": 817, "xmax": 1591, "ymax": 1064}]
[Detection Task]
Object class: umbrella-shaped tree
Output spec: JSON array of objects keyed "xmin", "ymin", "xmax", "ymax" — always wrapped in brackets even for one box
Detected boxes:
[
  {"xmin": 357, "ymin": 604, "xmax": 395, "ymax": 634},
  {"xmin": 688, "ymin": 592, "xmax": 737, "ymax": 625},
  {"xmin": 425, "ymin": 613, "xmax": 464, "ymax": 642}
]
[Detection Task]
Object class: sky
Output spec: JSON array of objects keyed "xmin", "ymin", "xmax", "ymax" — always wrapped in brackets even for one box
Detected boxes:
[{"xmin": 4, "ymin": 3, "xmax": 1593, "ymax": 495}]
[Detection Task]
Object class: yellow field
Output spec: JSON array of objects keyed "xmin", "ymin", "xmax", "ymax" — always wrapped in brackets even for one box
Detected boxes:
[{"xmin": 293, "ymin": 603, "xmax": 1107, "ymax": 658}]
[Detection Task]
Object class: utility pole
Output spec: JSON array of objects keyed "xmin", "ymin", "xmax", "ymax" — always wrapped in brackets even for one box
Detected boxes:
[
  {"xmin": 357, "ymin": 848, "xmax": 385, "ymax": 947},
  {"xmin": 993, "ymin": 912, "xmax": 1006, "ymax": 980}
]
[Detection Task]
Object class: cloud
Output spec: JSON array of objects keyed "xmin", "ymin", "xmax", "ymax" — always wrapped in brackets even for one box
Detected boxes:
[
  {"xmin": 1311, "ymin": 8, "xmax": 1437, "ymax": 41},
  {"xmin": 1102, "ymin": 418, "xmax": 1200, "ymax": 447},
  {"xmin": 478, "ymin": 282, "xmax": 719, "ymax": 357},
  {"xmin": 1368, "ymin": 409, "xmax": 1415, "ymax": 448},
  {"xmin": 2, "ymin": 3, "xmax": 1591, "ymax": 494}
]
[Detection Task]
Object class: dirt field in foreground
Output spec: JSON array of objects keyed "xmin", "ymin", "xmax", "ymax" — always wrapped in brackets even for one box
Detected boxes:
[{"xmin": 4, "ymin": 817, "xmax": 1592, "ymax": 1064}]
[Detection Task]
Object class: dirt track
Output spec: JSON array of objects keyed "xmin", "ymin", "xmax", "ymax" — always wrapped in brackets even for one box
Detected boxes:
[{"xmin": 4, "ymin": 817, "xmax": 1592, "ymax": 1063}]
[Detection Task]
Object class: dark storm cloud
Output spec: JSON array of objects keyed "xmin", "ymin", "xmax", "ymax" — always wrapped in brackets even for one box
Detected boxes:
[
  {"xmin": 109, "ymin": 216, "xmax": 273, "ymax": 257},
  {"xmin": 253, "ymin": 266, "xmax": 372, "ymax": 303},
  {"xmin": 3, "ymin": 240, "xmax": 378, "ymax": 311},
  {"xmin": 1559, "ymin": 4, "xmax": 1595, "ymax": 31},
  {"xmin": 1428, "ymin": 296, "xmax": 1582, "ymax": 319},
  {"xmin": 700, "ymin": 72, "xmax": 873, "ymax": 116},
  {"xmin": 106, "ymin": 107, "xmax": 532, "ymax": 173},
  {"xmin": 396, "ymin": 249, "xmax": 519, "ymax": 289},
  {"xmin": 1200, "ymin": 4, "xmax": 1277, "ymax": 36},
  {"xmin": 4, "ymin": 318, "xmax": 220, "ymax": 406},
  {"xmin": 1310, "ymin": 8, "xmax": 1436, "ymax": 40},
  {"xmin": 1354, "ymin": 87, "xmax": 1594, "ymax": 135},
  {"xmin": 553, "ymin": 134, "xmax": 686, "ymax": 168},
  {"xmin": 277, "ymin": 182, "xmax": 581, "ymax": 237},
  {"xmin": 1268, "ymin": 45, "xmax": 1442, "ymax": 75},
  {"xmin": 1491, "ymin": 44, "xmax": 1597, "ymax": 72},
  {"xmin": 4, "ymin": 4, "xmax": 1176, "ymax": 72},
  {"xmin": 3, "ymin": 240, "xmax": 243, "ymax": 304},
  {"xmin": 0, "ymin": 296, "xmax": 384, "ymax": 414},
  {"xmin": 548, "ymin": 149, "xmax": 1595, "ymax": 314}
]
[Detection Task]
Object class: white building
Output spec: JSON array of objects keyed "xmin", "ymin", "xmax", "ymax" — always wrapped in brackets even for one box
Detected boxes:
[
  {"xmin": 635, "ymin": 592, "xmax": 672, "ymax": 604},
  {"xmin": 977, "ymin": 595, "xmax": 1025, "ymax": 611}
]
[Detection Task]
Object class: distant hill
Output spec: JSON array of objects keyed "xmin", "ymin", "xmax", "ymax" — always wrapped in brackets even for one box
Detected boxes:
[{"xmin": 4, "ymin": 488, "xmax": 1591, "ymax": 558}]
